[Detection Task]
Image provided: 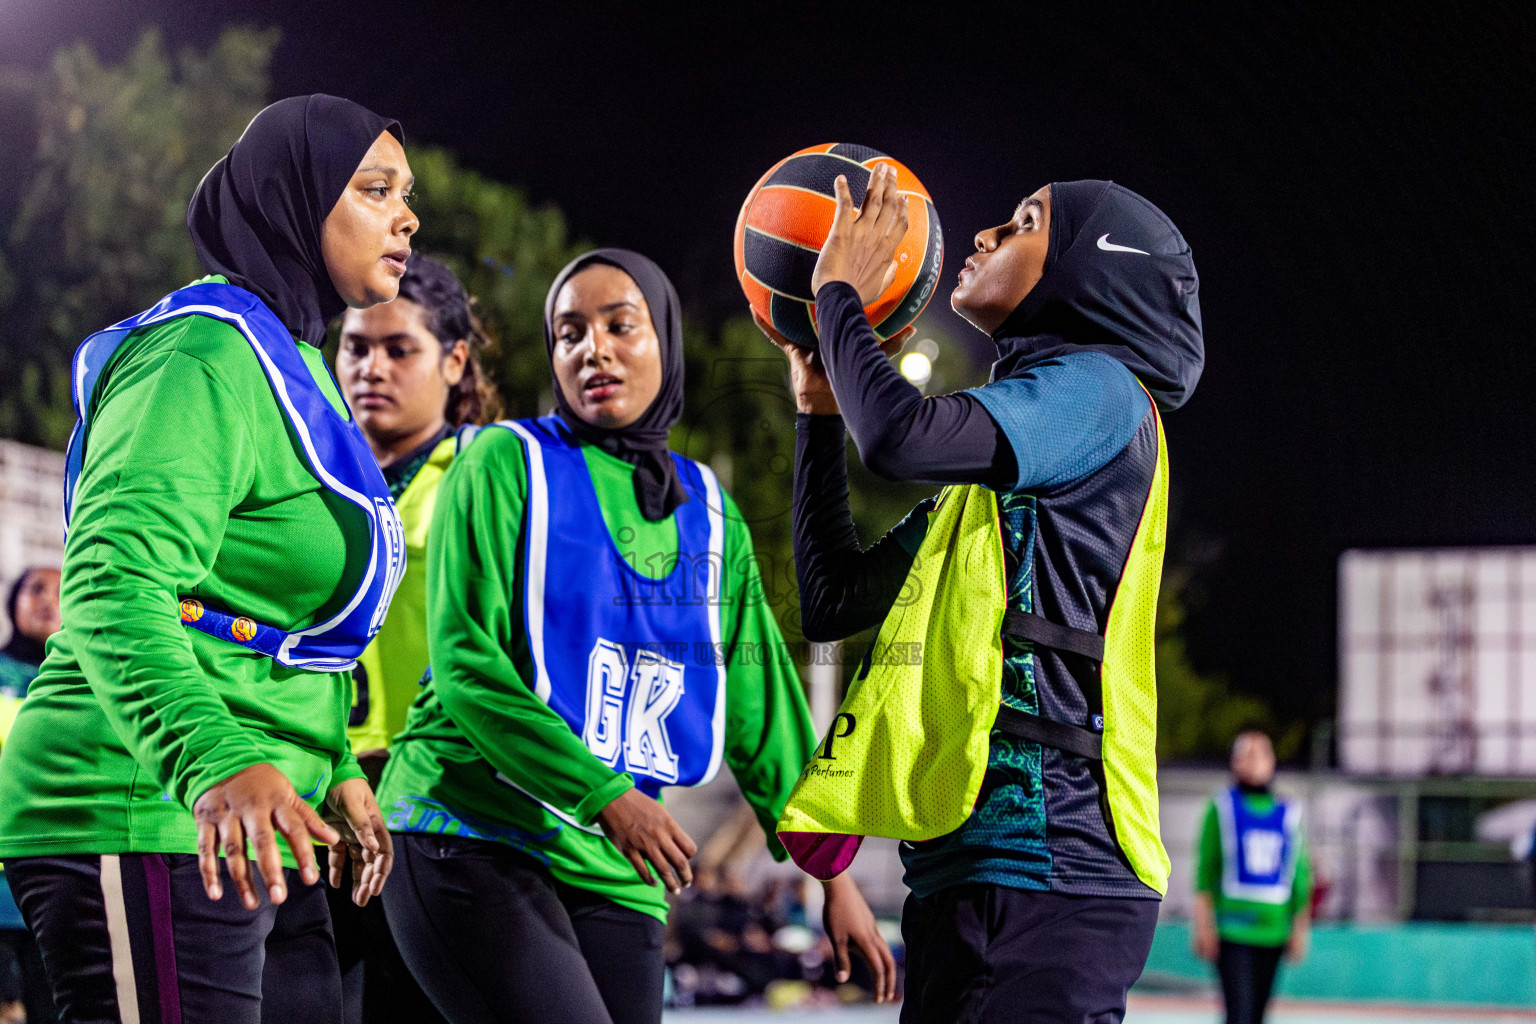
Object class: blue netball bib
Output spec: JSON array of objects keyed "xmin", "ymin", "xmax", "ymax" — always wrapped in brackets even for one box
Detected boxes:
[
  {"xmin": 1215, "ymin": 785, "xmax": 1301, "ymax": 905},
  {"xmin": 491, "ymin": 416, "xmax": 727, "ymax": 803},
  {"xmin": 63, "ymin": 281, "xmax": 405, "ymax": 673}
]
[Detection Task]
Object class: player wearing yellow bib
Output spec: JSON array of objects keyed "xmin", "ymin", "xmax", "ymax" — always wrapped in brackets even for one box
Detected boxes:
[
  {"xmin": 760, "ymin": 166, "xmax": 1205, "ymax": 1023},
  {"xmin": 328, "ymin": 252, "xmax": 497, "ymax": 1024}
]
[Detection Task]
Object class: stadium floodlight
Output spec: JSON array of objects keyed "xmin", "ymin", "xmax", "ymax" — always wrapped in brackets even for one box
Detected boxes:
[{"xmin": 899, "ymin": 350, "xmax": 932, "ymax": 386}]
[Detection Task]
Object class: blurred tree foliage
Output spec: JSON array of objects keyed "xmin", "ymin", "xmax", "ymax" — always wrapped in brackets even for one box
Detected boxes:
[
  {"xmin": 0, "ymin": 28, "xmax": 1275, "ymax": 743},
  {"xmin": 1156, "ymin": 550, "xmax": 1306, "ymax": 761},
  {"xmin": 0, "ymin": 27, "xmax": 275, "ymax": 446},
  {"xmin": 399, "ymin": 144, "xmax": 580, "ymax": 422}
]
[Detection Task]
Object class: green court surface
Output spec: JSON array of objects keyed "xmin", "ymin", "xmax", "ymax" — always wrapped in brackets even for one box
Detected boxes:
[{"xmin": 664, "ymin": 997, "xmax": 1536, "ymax": 1023}]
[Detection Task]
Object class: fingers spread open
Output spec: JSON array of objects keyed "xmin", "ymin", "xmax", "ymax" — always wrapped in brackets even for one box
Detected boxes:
[
  {"xmin": 364, "ymin": 847, "xmax": 390, "ymax": 900},
  {"xmin": 859, "ymin": 928, "xmax": 896, "ymax": 1002},
  {"xmin": 626, "ymin": 848, "xmax": 656, "ymax": 887},
  {"xmin": 349, "ymin": 809, "xmax": 381, "ymax": 855},
  {"xmin": 328, "ymin": 843, "xmax": 347, "ymax": 890},
  {"xmin": 246, "ymin": 811, "xmax": 287, "ymax": 906},
  {"xmin": 832, "ymin": 929, "xmax": 852, "ymax": 982},
  {"xmin": 853, "ymin": 930, "xmax": 884, "ymax": 1000},
  {"xmin": 371, "ymin": 820, "xmax": 394, "ymax": 862},
  {"xmin": 861, "ymin": 166, "xmax": 887, "ymax": 224},
  {"xmin": 831, "ymin": 174, "xmax": 855, "ymax": 223},
  {"xmin": 658, "ymin": 837, "xmax": 693, "ymax": 892},
  {"xmin": 671, "ymin": 823, "xmax": 699, "ymax": 861},
  {"xmin": 196, "ymin": 820, "xmax": 223, "ymax": 901},
  {"xmin": 298, "ymin": 797, "xmax": 341, "ymax": 848},
  {"xmin": 273, "ymin": 803, "xmax": 319, "ymax": 887},
  {"xmin": 218, "ymin": 816, "xmax": 257, "ymax": 910}
]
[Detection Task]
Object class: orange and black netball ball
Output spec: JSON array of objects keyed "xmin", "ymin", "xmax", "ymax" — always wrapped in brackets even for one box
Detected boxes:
[{"xmin": 733, "ymin": 143, "xmax": 943, "ymax": 348}]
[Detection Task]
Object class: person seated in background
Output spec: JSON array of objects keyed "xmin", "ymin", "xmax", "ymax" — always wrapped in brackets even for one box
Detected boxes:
[
  {"xmin": 0, "ymin": 569, "xmax": 61, "ymax": 700},
  {"xmin": 0, "ymin": 567, "xmax": 62, "ymax": 1024},
  {"xmin": 1193, "ymin": 730, "xmax": 1313, "ymax": 1024}
]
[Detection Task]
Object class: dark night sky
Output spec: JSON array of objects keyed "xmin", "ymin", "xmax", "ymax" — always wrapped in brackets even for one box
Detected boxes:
[{"xmin": 4, "ymin": 1, "xmax": 1533, "ymax": 725}]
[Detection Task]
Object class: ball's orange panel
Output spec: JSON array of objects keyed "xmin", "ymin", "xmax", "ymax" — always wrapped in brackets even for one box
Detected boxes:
[
  {"xmin": 736, "ymin": 144, "xmax": 939, "ymax": 344},
  {"xmin": 734, "ymin": 156, "xmax": 789, "ymax": 282},
  {"xmin": 855, "ymin": 158, "xmax": 931, "ymax": 203},
  {"xmin": 746, "ymin": 187, "xmax": 837, "ymax": 251},
  {"xmin": 889, "ymin": 164, "xmax": 932, "ymax": 201},
  {"xmin": 739, "ymin": 267, "xmax": 775, "ymax": 324}
]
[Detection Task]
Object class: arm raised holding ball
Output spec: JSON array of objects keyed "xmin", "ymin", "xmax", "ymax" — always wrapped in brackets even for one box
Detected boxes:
[
  {"xmin": 756, "ymin": 161, "xmax": 1016, "ymax": 645},
  {"xmin": 758, "ymin": 163, "xmax": 1015, "ymax": 487},
  {"xmin": 811, "ymin": 164, "xmax": 912, "ymax": 303}
]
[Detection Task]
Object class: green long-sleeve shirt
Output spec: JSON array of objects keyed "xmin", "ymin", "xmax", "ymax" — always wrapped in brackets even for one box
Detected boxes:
[
  {"xmin": 378, "ymin": 425, "xmax": 818, "ymax": 922},
  {"xmin": 0, "ymin": 298, "xmax": 368, "ymax": 860},
  {"xmin": 1195, "ymin": 788, "xmax": 1313, "ymax": 947}
]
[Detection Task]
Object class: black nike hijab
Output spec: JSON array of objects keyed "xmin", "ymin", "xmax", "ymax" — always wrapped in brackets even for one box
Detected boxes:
[
  {"xmin": 543, "ymin": 249, "xmax": 689, "ymax": 522},
  {"xmin": 187, "ymin": 94, "xmax": 402, "ymax": 343},
  {"xmin": 990, "ymin": 180, "xmax": 1204, "ymax": 411}
]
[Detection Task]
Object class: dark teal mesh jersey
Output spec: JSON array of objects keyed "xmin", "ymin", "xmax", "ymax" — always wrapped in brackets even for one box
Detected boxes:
[{"xmin": 897, "ymin": 352, "xmax": 1162, "ymax": 899}]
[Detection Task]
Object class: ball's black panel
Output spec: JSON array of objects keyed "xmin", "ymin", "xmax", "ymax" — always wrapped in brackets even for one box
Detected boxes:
[
  {"xmin": 874, "ymin": 198, "xmax": 944, "ymax": 339},
  {"xmin": 763, "ymin": 154, "xmax": 871, "ymax": 207},
  {"xmin": 742, "ymin": 227, "xmax": 819, "ymax": 301},
  {"xmin": 828, "ymin": 142, "xmax": 887, "ymax": 164},
  {"xmin": 770, "ymin": 292, "xmax": 819, "ymax": 349}
]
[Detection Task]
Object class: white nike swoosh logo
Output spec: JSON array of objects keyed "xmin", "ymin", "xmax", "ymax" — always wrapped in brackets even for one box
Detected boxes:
[{"xmin": 1097, "ymin": 233, "xmax": 1150, "ymax": 255}]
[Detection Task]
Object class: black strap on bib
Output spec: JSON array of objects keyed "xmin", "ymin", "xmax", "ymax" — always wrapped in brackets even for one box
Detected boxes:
[
  {"xmin": 993, "ymin": 704, "xmax": 1104, "ymax": 761},
  {"xmin": 1001, "ymin": 609, "xmax": 1105, "ymax": 662},
  {"xmin": 995, "ymin": 611, "xmax": 1107, "ymax": 760}
]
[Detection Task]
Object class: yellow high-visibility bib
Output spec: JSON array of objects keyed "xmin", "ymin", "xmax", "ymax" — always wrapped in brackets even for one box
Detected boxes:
[
  {"xmin": 348, "ymin": 436, "xmax": 457, "ymax": 754},
  {"xmin": 777, "ymin": 483, "xmax": 1007, "ymax": 877},
  {"xmin": 779, "ymin": 398, "xmax": 1171, "ymax": 895}
]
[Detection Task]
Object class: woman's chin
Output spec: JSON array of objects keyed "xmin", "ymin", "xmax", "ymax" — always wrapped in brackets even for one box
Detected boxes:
[
  {"xmin": 342, "ymin": 276, "xmax": 402, "ymax": 310},
  {"xmin": 578, "ymin": 402, "xmax": 643, "ymax": 431},
  {"xmin": 950, "ymin": 292, "xmax": 977, "ymax": 324}
]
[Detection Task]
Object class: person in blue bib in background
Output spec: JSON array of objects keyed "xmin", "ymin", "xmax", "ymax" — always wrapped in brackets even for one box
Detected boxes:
[{"xmin": 1194, "ymin": 730, "xmax": 1312, "ymax": 1024}]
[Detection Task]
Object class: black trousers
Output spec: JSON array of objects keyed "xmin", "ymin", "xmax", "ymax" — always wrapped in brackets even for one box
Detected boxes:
[
  {"xmin": 1216, "ymin": 940, "xmax": 1285, "ymax": 1024},
  {"xmin": 0, "ymin": 927, "xmax": 56, "ymax": 1023},
  {"xmin": 4, "ymin": 853, "xmax": 342, "ymax": 1024},
  {"xmin": 901, "ymin": 885, "xmax": 1159, "ymax": 1024},
  {"xmin": 382, "ymin": 834, "xmax": 665, "ymax": 1024},
  {"xmin": 327, "ymin": 878, "xmax": 446, "ymax": 1024}
]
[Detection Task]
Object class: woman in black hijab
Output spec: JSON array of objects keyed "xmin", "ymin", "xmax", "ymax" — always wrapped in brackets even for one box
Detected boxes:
[
  {"xmin": 378, "ymin": 249, "xmax": 893, "ymax": 1024},
  {"xmin": 0, "ymin": 94, "xmax": 415, "ymax": 1023},
  {"xmin": 762, "ymin": 167, "xmax": 1203, "ymax": 1022},
  {"xmin": 0, "ymin": 568, "xmax": 61, "ymax": 699}
]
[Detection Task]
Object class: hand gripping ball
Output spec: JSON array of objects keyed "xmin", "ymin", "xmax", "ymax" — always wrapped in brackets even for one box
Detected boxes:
[{"xmin": 733, "ymin": 143, "xmax": 943, "ymax": 349}]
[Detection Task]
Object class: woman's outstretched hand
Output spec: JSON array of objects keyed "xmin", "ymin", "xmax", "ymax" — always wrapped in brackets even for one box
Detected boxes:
[
  {"xmin": 598, "ymin": 787, "xmax": 698, "ymax": 895},
  {"xmin": 192, "ymin": 762, "xmax": 340, "ymax": 909},
  {"xmin": 811, "ymin": 163, "xmax": 911, "ymax": 305},
  {"xmin": 754, "ymin": 311, "xmax": 912, "ymax": 415},
  {"xmin": 822, "ymin": 872, "xmax": 898, "ymax": 1003},
  {"xmin": 325, "ymin": 776, "xmax": 394, "ymax": 907}
]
